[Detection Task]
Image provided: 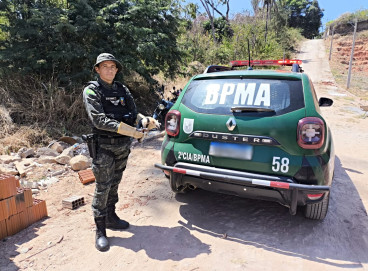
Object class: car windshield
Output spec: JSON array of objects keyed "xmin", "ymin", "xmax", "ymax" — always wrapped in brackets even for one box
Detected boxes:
[{"xmin": 181, "ymin": 78, "xmax": 304, "ymax": 115}]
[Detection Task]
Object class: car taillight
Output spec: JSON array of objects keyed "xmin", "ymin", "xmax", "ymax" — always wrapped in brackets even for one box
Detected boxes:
[
  {"xmin": 165, "ymin": 110, "xmax": 181, "ymax": 137},
  {"xmin": 307, "ymin": 193, "xmax": 324, "ymax": 200},
  {"xmin": 297, "ymin": 117, "xmax": 325, "ymax": 149}
]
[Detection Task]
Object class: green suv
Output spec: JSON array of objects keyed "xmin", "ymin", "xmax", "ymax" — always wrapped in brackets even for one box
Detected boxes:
[{"xmin": 155, "ymin": 60, "xmax": 335, "ymax": 220}]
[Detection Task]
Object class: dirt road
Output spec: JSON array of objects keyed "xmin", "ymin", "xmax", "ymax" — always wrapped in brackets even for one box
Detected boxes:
[{"xmin": 1, "ymin": 40, "xmax": 368, "ymax": 271}]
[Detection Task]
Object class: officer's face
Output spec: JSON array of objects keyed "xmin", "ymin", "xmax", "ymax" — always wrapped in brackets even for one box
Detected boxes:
[{"xmin": 95, "ymin": 60, "xmax": 118, "ymax": 84}]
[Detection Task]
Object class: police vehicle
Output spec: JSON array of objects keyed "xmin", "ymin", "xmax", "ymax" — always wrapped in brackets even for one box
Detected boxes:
[{"xmin": 155, "ymin": 59, "xmax": 335, "ymax": 220}]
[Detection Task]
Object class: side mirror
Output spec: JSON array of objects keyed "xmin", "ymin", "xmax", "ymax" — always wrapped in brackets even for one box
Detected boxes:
[{"xmin": 319, "ymin": 97, "xmax": 333, "ymax": 107}]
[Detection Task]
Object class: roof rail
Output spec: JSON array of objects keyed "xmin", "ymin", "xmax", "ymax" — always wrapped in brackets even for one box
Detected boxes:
[
  {"xmin": 230, "ymin": 59, "xmax": 302, "ymax": 67},
  {"xmin": 203, "ymin": 65, "xmax": 232, "ymax": 74}
]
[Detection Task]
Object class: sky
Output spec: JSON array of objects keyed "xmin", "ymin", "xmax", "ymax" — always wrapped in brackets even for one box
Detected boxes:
[{"xmin": 189, "ymin": 0, "xmax": 367, "ymax": 29}]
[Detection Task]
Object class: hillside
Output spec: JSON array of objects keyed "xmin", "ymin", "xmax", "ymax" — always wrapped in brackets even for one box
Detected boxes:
[{"xmin": 325, "ymin": 30, "xmax": 368, "ymax": 99}]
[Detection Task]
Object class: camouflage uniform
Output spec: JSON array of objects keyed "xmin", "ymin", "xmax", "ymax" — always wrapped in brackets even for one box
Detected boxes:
[{"xmin": 83, "ymin": 78, "xmax": 137, "ymax": 218}]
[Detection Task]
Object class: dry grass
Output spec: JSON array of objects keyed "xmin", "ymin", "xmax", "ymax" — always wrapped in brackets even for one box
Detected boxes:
[
  {"xmin": 0, "ymin": 75, "xmax": 89, "ymax": 154},
  {"xmin": 0, "ymin": 125, "xmax": 51, "ymax": 154},
  {"xmin": 0, "ymin": 76, "xmax": 89, "ymax": 131},
  {"xmin": 0, "ymin": 103, "xmax": 51, "ymax": 154},
  {"xmin": 0, "ymin": 105, "xmax": 15, "ymax": 137},
  {"xmin": 0, "ymin": 72, "xmax": 176, "ymax": 154},
  {"xmin": 0, "ymin": 67, "xmax": 197, "ymax": 155}
]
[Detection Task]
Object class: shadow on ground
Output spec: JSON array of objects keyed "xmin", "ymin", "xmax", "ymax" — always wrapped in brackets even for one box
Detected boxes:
[
  {"xmin": 167, "ymin": 156, "xmax": 368, "ymax": 268},
  {"xmin": 109, "ymin": 224, "xmax": 211, "ymax": 261},
  {"xmin": 0, "ymin": 219, "xmax": 48, "ymax": 271}
]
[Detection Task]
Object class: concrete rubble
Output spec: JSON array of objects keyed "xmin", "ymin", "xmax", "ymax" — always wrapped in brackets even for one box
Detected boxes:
[
  {"xmin": 0, "ymin": 136, "xmax": 92, "ymax": 191},
  {"xmin": 0, "ymin": 131, "xmax": 164, "ymax": 191}
]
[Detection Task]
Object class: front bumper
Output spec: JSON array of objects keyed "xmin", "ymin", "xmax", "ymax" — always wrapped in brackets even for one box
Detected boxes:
[{"xmin": 154, "ymin": 162, "xmax": 330, "ymax": 215}]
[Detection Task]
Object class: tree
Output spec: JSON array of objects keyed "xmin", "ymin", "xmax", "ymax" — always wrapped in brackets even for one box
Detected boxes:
[
  {"xmin": 304, "ymin": 0, "xmax": 323, "ymax": 38},
  {"xmin": 198, "ymin": 0, "xmax": 231, "ymax": 43},
  {"xmin": 283, "ymin": 0, "xmax": 323, "ymax": 39},
  {"xmin": 251, "ymin": 0, "xmax": 279, "ymax": 42},
  {"xmin": 199, "ymin": 0, "xmax": 217, "ymax": 42},
  {"xmin": 0, "ymin": 0, "xmax": 183, "ymax": 85},
  {"xmin": 183, "ymin": 3, "xmax": 199, "ymax": 20},
  {"xmin": 261, "ymin": 0, "xmax": 279, "ymax": 42},
  {"xmin": 204, "ymin": 0, "xmax": 230, "ymax": 22},
  {"xmin": 203, "ymin": 16, "xmax": 233, "ymax": 42}
]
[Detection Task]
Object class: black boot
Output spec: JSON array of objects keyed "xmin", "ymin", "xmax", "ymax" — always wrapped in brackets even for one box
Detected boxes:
[
  {"xmin": 106, "ymin": 209, "xmax": 130, "ymax": 230},
  {"xmin": 95, "ymin": 217, "xmax": 109, "ymax": 252}
]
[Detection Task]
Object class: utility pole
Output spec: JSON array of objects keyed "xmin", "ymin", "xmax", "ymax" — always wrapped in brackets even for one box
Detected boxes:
[
  {"xmin": 329, "ymin": 27, "xmax": 334, "ymax": 61},
  {"xmin": 347, "ymin": 19, "xmax": 358, "ymax": 89}
]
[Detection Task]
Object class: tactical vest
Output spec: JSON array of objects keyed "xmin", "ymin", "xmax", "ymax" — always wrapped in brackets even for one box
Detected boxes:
[{"xmin": 88, "ymin": 81, "xmax": 137, "ymax": 137}]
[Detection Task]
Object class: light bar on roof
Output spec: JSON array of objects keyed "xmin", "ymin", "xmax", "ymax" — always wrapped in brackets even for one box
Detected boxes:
[{"xmin": 230, "ymin": 59, "xmax": 302, "ymax": 67}]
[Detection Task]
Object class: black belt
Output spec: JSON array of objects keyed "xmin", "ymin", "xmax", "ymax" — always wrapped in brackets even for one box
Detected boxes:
[{"xmin": 97, "ymin": 136, "xmax": 130, "ymax": 144}]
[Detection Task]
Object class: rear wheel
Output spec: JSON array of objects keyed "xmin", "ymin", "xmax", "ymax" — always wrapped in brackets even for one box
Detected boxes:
[{"xmin": 304, "ymin": 192, "xmax": 330, "ymax": 220}]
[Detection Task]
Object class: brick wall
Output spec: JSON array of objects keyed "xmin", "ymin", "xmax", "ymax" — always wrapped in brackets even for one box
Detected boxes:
[{"xmin": 0, "ymin": 174, "xmax": 47, "ymax": 239}]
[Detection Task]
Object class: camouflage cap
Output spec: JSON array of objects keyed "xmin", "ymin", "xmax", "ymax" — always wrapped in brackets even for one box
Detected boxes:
[{"xmin": 93, "ymin": 53, "xmax": 122, "ymax": 72}]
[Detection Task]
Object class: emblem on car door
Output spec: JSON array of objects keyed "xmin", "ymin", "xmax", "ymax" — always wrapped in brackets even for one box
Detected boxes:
[{"xmin": 226, "ymin": 117, "xmax": 236, "ymax": 131}]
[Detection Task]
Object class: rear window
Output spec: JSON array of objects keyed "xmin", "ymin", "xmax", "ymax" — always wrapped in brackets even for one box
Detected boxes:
[{"xmin": 181, "ymin": 78, "xmax": 304, "ymax": 115}]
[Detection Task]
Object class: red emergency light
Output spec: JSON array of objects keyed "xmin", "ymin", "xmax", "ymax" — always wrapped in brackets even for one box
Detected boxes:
[{"xmin": 230, "ymin": 59, "xmax": 302, "ymax": 67}]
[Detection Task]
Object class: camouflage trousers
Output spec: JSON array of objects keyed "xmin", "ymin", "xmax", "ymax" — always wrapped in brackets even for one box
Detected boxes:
[{"xmin": 91, "ymin": 139, "xmax": 132, "ymax": 218}]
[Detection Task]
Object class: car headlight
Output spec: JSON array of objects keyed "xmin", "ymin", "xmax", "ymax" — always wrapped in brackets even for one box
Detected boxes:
[{"xmin": 158, "ymin": 104, "xmax": 165, "ymax": 110}]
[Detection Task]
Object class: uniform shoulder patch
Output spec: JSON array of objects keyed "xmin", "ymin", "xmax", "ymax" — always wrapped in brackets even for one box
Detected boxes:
[{"xmin": 85, "ymin": 88, "xmax": 96, "ymax": 96}]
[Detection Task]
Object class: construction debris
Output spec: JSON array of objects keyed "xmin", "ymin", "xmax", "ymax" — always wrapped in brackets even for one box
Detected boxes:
[
  {"xmin": 78, "ymin": 169, "xmax": 95, "ymax": 185},
  {"xmin": 62, "ymin": 196, "xmax": 85, "ymax": 210},
  {"xmin": 0, "ymin": 174, "xmax": 48, "ymax": 240}
]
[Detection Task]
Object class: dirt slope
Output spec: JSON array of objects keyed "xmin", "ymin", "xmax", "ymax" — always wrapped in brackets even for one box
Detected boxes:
[
  {"xmin": 1, "ymin": 40, "xmax": 368, "ymax": 271},
  {"xmin": 325, "ymin": 31, "xmax": 368, "ymax": 98}
]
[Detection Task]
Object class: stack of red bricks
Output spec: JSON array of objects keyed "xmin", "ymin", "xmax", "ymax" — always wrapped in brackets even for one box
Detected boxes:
[{"xmin": 0, "ymin": 174, "xmax": 48, "ymax": 239}]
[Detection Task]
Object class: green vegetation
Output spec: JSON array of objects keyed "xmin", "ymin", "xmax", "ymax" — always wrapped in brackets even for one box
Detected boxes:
[
  {"xmin": 0, "ymin": 0, "xmax": 182, "ymax": 85},
  {"xmin": 283, "ymin": 0, "xmax": 323, "ymax": 39},
  {"xmin": 0, "ymin": 0, "xmax": 321, "ymax": 147},
  {"xmin": 0, "ymin": 0, "xmax": 321, "ymax": 84},
  {"xmin": 327, "ymin": 9, "xmax": 368, "ymax": 27}
]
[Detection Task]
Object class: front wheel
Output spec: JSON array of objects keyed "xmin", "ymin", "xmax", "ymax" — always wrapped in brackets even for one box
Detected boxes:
[{"xmin": 304, "ymin": 192, "xmax": 330, "ymax": 220}]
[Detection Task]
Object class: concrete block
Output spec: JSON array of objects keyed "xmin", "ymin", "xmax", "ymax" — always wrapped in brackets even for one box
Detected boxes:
[{"xmin": 62, "ymin": 196, "xmax": 85, "ymax": 210}]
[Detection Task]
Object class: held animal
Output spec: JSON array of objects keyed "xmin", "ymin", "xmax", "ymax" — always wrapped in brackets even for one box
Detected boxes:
[{"xmin": 137, "ymin": 113, "xmax": 161, "ymax": 130}]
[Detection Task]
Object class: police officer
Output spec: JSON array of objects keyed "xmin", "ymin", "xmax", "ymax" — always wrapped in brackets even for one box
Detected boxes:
[{"xmin": 83, "ymin": 53, "xmax": 144, "ymax": 252}]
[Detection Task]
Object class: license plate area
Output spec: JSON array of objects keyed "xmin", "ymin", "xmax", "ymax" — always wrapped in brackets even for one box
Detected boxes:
[{"xmin": 209, "ymin": 142, "xmax": 253, "ymax": 160}]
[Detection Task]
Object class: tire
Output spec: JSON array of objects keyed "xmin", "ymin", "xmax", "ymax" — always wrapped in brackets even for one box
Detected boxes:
[
  {"xmin": 169, "ymin": 176, "xmax": 188, "ymax": 194},
  {"xmin": 304, "ymin": 192, "xmax": 330, "ymax": 220}
]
